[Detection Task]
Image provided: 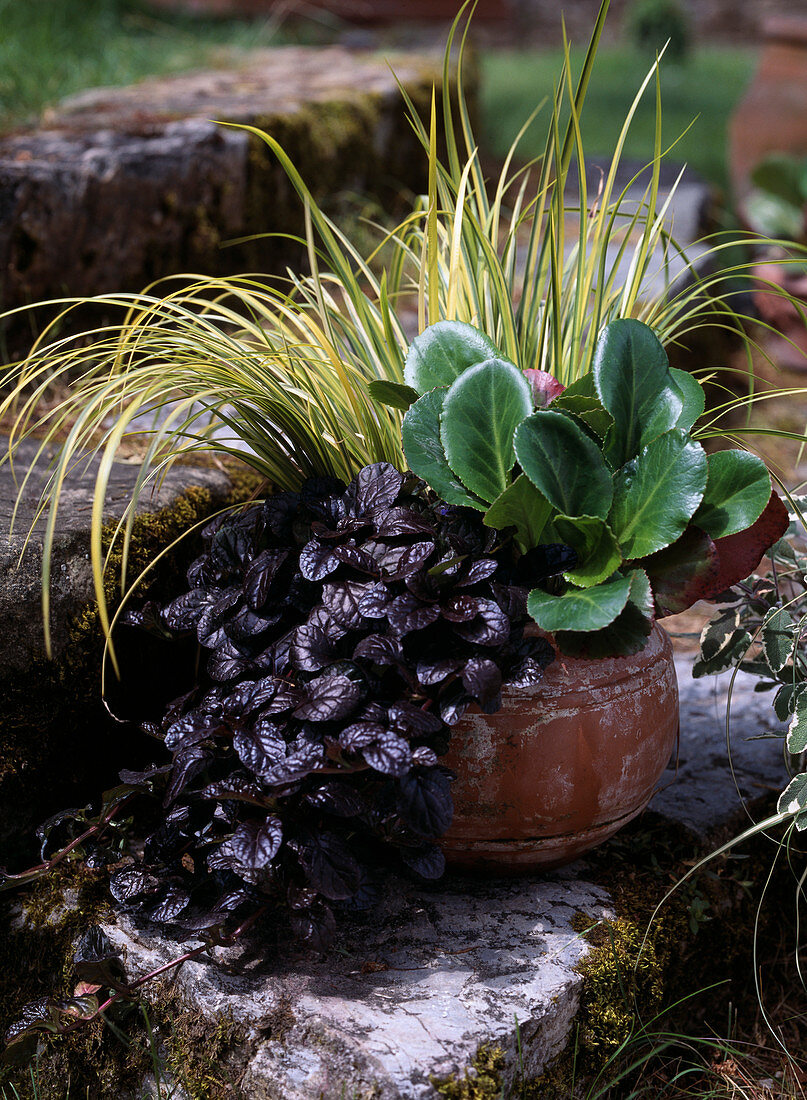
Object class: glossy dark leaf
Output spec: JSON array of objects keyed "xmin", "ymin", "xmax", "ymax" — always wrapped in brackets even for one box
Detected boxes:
[
  {"xmin": 387, "ymin": 702, "xmax": 443, "ymax": 735},
  {"xmin": 162, "ymin": 588, "xmax": 217, "ymax": 632},
  {"xmin": 307, "ymin": 604, "xmax": 349, "ymax": 640},
  {"xmin": 505, "ymin": 656, "xmax": 549, "ymax": 688},
  {"xmin": 200, "ymin": 778, "xmax": 271, "ymax": 806},
  {"xmin": 290, "ymin": 902, "xmax": 336, "ymax": 952},
  {"xmin": 333, "ymin": 544, "xmax": 380, "ymax": 574},
  {"xmin": 348, "ymin": 461, "xmax": 404, "ymax": 516},
  {"xmin": 416, "ymin": 657, "xmax": 462, "ymax": 685},
  {"xmin": 462, "ymin": 658, "xmax": 503, "ymax": 705},
  {"xmin": 109, "ymin": 867, "xmax": 159, "ymax": 904},
  {"xmin": 356, "ymin": 582, "xmax": 391, "ymax": 619},
  {"xmin": 412, "ymin": 746, "xmax": 439, "ymax": 767},
  {"xmin": 164, "ymin": 711, "xmax": 222, "ymax": 752},
  {"xmin": 118, "ymin": 763, "xmax": 171, "ymax": 788},
  {"xmin": 232, "ymin": 724, "xmax": 287, "ymax": 777},
  {"xmin": 73, "ymin": 927, "xmax": 126, "ymax": 989},
  {"xmin": 197, "ymin": 588, "xmax": 242, "ymax": 648},
  {"xmin": 225, "ymin": 605, "xmax": 280, "ymax": 644},
  {"xmin": 363, "ymin": 732, "xmax": 412, "ymax": 777},
  {"xmin": 260, "ymin": 739, "xmax": 327, "ymax": 786},
  {"xmin": 490, "ymin": 581, "xmax": 528, "ymax": 619},
  {"xmin": 304, "ymin": 782, "xmax": 366, "ymax": 817},
  {"xmin": 207, "ymin": 652, "xmax": 252, "ymax": 682},
  {"xmin": 291, "ymin": 622, "xmax": 336, "ymax": 672},
  {"xmin": 441, "ymin": 595, "xmax": 481, "ymax": 622},
  {"xmin": 353, "ymin": 633, "xmax": 403, "ymax": 664},
  {"xmin": 396, "ymin": 767, "xmax": 454, "ymax": 838},
  {"xmin": 339, "ymin": 721, "xmax": 386, "ymax": 751},
  {"xmin": 165, "ymin": 746, "xmax": 212, "ymax": 805},
  {"xmin": 375, "ymin": 507, "xmax": 435, "ymax": 538},
  {"xmin": 439, "ymin": 690, "xmax": 470, "ymax": 726},
  {"xmin": 400, "ymin": 845, "xmax": 446, "ymax": 880},
  {"xmin": 453, "ymin": 598, "xmax": 510, "ymax": 646},
  {"xmin": 457, "ymin": 558, "xmax": 498, "ymax": 587},
  {"xmin": 297, "ymin": 832, "xmax": 362, "ymax": 900},
  {"xmin": 148, "ymin": 885, "xmax": 191, "ymax": 924},
  {"xmin": 387, "ymin": 593, "xmax": 441, "ymax": 635},
  {"xmin": 35, "ymin": 806, "xmax": 90, "ymax": 860},
  {"xmin": 251, "ymin": 679, "xmax": 302, "ymax": 717},
  {"xmin": 3, "ymin": 998, "xmax": 59, "ymax": 1064},
  {"xmin": 294, "ymin": 672, "xmax": 362, "ymax": 722},
  {"xmin": 383, "ymin": 540, "xmax": 436, "ymax": 578},
  {"xmin": 515, "ymin": 543, "xmax": 579, "ymax": 585},
  {"xmin": 322, "ymin": 579, "xmax": 374, "ymax": 629},
  {"xmin": 299, "ymin": 539, "xmax": 339, "ymax": 582},
  {"xmin": 218, "ymin": 818, "xmax": 283, "ymax": 873},
  {"xmin": 244, "ymin": 548, "xmax": 289, "ymax": 609}
]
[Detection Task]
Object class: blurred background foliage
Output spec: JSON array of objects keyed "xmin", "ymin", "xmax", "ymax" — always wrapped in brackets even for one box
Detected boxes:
[{"xmin": 0, "ymin": 0, "xmax": 756, "ymax": 195}]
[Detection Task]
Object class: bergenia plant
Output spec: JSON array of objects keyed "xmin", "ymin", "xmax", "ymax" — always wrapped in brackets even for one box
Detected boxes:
[{"xmin": 392, "ymin": 317, "xmax": 789, "ymax": 657}]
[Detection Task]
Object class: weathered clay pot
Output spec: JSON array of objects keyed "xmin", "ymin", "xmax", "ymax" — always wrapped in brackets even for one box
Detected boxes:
[
  {"xmin": 729, "ymin": 16, "xmax": 807, "ymax": 205},
  {"xmin": 440, "ymin": 623, "xmax": 679, "ymax": 871}
]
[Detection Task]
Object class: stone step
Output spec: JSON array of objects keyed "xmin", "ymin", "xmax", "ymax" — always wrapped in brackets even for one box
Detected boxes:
[
  {"xmin": 0, "ymin": 47, "xmax": 446, "ymax": 340},
  {"xmin": 97, "ymin": 653, "xmax": 786, "ymax": 1100}
]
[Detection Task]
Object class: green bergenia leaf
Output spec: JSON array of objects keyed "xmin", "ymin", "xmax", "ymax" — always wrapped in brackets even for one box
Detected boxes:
[
  {"xmin": 593, "ymin": 318, "xmax": 683, "ymax": 466},
  {"xmin": 367, "ymin": 379, "xmax": 420, "ymax": 411},
  {"xmin": 670, "ymin": 367, "xmax": 705, "ymax": 433},
  {"xmin": 513, "ymin": 409, "xmax": 613, "ymax": 520},
  {"xmin": 527, "ymin": 573, "xmax": 632, "ymax": 633},
  {"xmin": 553, "ymin": 514, "xmax": 622, "ymax": 588},
  {"xmin": 484, "ymin": 475, "xmax": 553, "ymax": 551},
  {"xmin": 401, "ymin": 389, "xmax": 484, "ymax": 510},
  {"xmin": 609, "ymin": 429, "xmax": 707, "ymax": 558},
  {"xmin": 692, "ymin": 449, "xmax": 771, "ymax": 539},
  {"xmin": 550, "ymin": 373, "xmax": 613, "ymax": 439},
  {"xmin": 441, "ymin": 358, "xmax": 533, "ymax": 505},
  {"xmin": 627, "ymin": 567, "xmax": 654, "ymax": 619},
  {"xmin": 404, "ymin": 321, "xmax": 501, "ymax": 394}
]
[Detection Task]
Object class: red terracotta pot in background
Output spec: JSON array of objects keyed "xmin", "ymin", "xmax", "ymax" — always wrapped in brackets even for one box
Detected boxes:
[{"xmin": 440, "ymin": 623, "xmax": 679, "ymax": 872}]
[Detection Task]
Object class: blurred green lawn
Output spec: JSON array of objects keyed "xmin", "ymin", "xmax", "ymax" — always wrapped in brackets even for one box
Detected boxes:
[
  {"xmin": 0, "ymin": 0, "xmax": 294, "ymax": 131},
  {"xmin": 480, "ymin": 45, "xmax": 758, "ymax": 193}
]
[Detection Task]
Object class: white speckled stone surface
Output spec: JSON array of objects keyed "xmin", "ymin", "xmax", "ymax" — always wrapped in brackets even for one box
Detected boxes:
[{"xmin": 104, "ymin": 650, "xmax": 789, "ymax": 1100}]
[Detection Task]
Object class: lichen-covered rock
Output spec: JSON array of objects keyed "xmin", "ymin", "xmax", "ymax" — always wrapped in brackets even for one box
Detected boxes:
[
  {"xmin": 101, "ymin": 873, "xmax": 613, "ymax": 1099},
  {"xmin": 0, "ymin": 47, "xmax": 452, "ymax": 324}
]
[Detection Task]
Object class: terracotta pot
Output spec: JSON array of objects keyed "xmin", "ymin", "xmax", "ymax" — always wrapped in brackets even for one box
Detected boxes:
[
  {"xmin": 729, "ymin": 16, "xmax": 807, "ymax": 205},
  {"xmin": 440, "ymin": 623, "xmax": 679, "ymax": 872}
]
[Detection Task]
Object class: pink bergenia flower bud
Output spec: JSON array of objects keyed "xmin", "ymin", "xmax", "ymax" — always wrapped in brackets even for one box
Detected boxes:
[{"xmin": 523, "ymin": 369, "xmax": 565, "ymax": 408}]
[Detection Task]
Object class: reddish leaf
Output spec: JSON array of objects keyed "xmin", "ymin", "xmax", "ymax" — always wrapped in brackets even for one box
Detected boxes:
[
  {"xmin": 640, "ymin": 525, "xmax": 719, "ymax": 617},
  {"xmin": 523, "ymin": 368, "xmax": 565, "ymax": 407},
  {"xmin": 706, "ymin": 490, "xmax": 789, "ymax": 597}
]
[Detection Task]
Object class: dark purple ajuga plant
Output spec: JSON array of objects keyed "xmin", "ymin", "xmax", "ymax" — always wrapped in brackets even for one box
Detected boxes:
[{"xmin": 112, "ymin": 463, "xmax": 573, "ymax": 949}]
